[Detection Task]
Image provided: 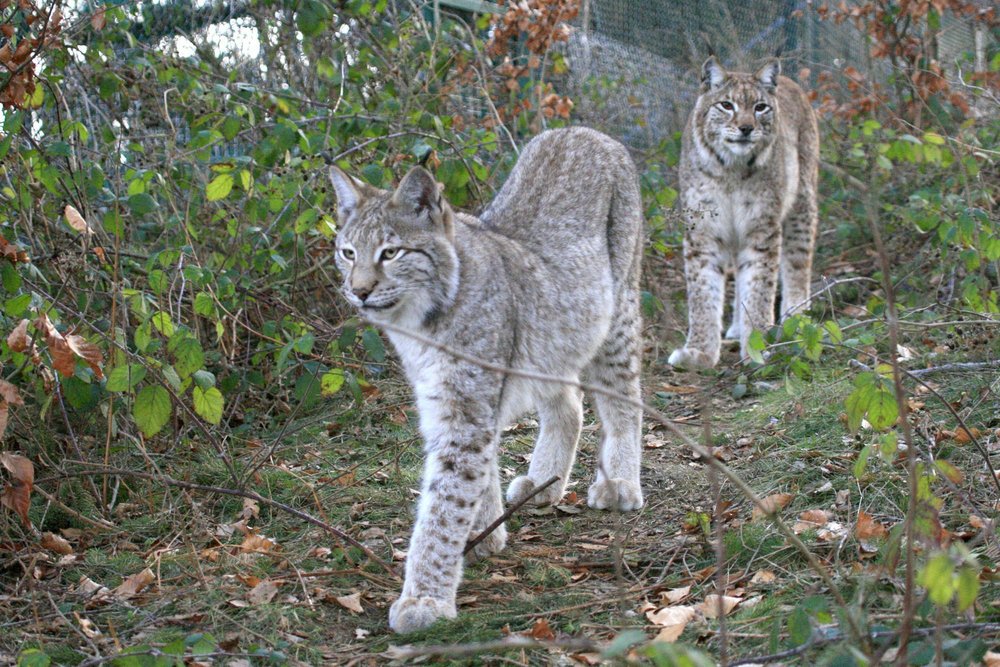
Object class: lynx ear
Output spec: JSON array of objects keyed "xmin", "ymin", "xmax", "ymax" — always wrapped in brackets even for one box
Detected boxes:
[
  {"xmin": 756, "ymin": 58, "xmax": 780, "ymax": 92},
  {"xmin": 330, "ymin": 166, "xmax": 365, "ymax": 219},
  {"xmin": 392, "ymin": 167, "xmax": 452, "ymax": 236},
  {"xmin": 702, "ymin": 56, "xmax": 727, "ymax": 91}
]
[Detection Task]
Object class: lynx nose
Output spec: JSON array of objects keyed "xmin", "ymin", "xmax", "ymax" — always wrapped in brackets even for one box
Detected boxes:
[
  {"xmin": 738, "ymin": 125, "xmax": 753, "ymax": 137},
  {"xmin": 353, "ymin": 284, "xmax": 375, "ymax": 302}
]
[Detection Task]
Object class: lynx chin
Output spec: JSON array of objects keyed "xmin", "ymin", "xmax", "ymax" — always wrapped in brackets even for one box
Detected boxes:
[
  {"xmin": 330, "ymin": 127, "xmax": 645, "ymax": 633},
  {"xmin": 669, "ymin": 57, "xmax": 819, "ymax": 369}
]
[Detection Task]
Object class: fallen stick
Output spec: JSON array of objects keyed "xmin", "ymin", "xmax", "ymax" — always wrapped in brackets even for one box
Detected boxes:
[{"xmin": 464, "ymin": 475, "xmax": 560, "ymax": 556}]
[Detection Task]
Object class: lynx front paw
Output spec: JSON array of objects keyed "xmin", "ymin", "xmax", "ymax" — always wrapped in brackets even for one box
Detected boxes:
[
  {"xmin": 588, "ymin": 478, "xmax": 644, "ymax": 511},
  {"xmin": 466, "ymin": 522, "xmax": 507, "ymax": 563},
  {"xmin": 506, "ymin": 475, "xmax": 563, "ymax": 506},
  {"xmin": 724, "ymin": 323, "xmax": 742, "ymax": 341},
  {"xmin": 667, "ymin": 346, "xmax": 716, "ymax": 369},
  {"xmin": 388, "ymin": 595, "xmax": 457, "ymax": 634}
]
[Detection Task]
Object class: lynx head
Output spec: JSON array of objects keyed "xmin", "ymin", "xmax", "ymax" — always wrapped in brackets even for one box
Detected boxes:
[
  {"xmin": 695, "ymin": 57, "xmax": 781, "ymax": 165},
  {"xmin": 330, "ymin": 166, "xmax": 459, "ymax": 327}
]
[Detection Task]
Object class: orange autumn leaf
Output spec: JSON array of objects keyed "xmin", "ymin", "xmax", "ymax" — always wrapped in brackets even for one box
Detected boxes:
[
  {"xmin": 953, "ymin": 427, "xmax": 981, "ymax": 444},
  {"xmin": 528, "ymin": 618, "xmax": 555, "ymax": 640},
  {"xmin": 0, "ymin": 452, "xmax": 33, "ymax": 527},
  {"xmin": 855, "ymin": 510, "xmax": 889, "ymax": 540},
  {"xmin": 7, "ymin": 319, "xmax": 29, "ymax": 353},
  {"xmin": 35, "ymin": 313, "xmax": 104, "ymax": 380},
  {"xmin": 752, "ymin": 492, "xmax": 794, "ymax": 521},
  {"xmin": 114, "ymin": 568, "xmax": 155, "ymax": 599}
]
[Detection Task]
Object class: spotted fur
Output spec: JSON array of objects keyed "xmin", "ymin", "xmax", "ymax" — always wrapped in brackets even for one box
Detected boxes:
[
  {"xmin": 669, "ymin": 57, "xmax": 819, "ymax": 369},
  {"xmin": 331, "ymin": 127, "xmax": 645, "ymax": 633}
]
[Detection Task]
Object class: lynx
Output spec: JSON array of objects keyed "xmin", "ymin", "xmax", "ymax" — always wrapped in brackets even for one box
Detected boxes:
[
  {"xmin": 330, "ymin": 127, "xmax": 645, "ymax": 633},
  {"xmin": 668, "ymin": 57, "xmax": 819, "ymax": 369}
]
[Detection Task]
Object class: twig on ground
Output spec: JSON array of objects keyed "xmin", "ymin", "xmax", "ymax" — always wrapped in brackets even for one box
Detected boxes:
[
  {"xmin": 60, "ymin": 466, "xmax": 401, "ymax": 581},
  {"xmin": 385, "ymin": 636, "xmax": 601, "ymax": 660},
  {"xmin": 907, "ymin": 360, "xmax": 1000, "ymax": 377},
  {"xmin": 464, "ymin": 475, "xmax": 560, "ymax": 556}
]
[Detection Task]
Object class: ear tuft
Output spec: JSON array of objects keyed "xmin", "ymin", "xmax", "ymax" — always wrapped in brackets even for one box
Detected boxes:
[
  {"xmin": 756, "ymin": 58, "xmax": 780, "ymax": 92},
  {"xmin": 702, "ymin": 56, "xmax": 727, "ymax": 91},
  {"xmin": 330, "ymin": 167, "xmax": 363, "ymax": 219}
]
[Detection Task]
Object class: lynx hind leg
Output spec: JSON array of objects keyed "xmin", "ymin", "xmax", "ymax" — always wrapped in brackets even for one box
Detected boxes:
[
  {"xmin": 586, "ymin": 296, "xmax": 643, "ymax": 511},
  {"xmin": 780, "ymin": 191, "xmax": 818, "ymax": 319},
  {"xmin": 669, "ymin": 241, "xmax": 726, "ymax": 369},
  {"xmin": 506, "ymin": 385, "xmax": 583, "ymax": 508}
]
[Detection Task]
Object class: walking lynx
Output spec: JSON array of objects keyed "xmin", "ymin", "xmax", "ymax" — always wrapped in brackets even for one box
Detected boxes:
[
  {"xmin": 669, "ymin": 57, "xmax": 819, "ymax": 369},
  {"xmin": 330, "ymin": 127, "xmax": 645, "ymax": 633}
]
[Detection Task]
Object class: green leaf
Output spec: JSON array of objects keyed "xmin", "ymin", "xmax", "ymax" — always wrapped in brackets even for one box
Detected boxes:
[
  {"xmin": 853, "ymin": 444, "xmax": 872, "ymax": 479},
  {"xmin": 362, "ymin": 328, "xmax": 386, "ymax": 363},
  {"xmin": 823, "ymin": 320, "xmax": 843, "ymax": 344},
  {"xmin": 134, "ymin": 386, "xmax": 171, "ymax": 437},
  {"xmin": 321, "ymin": 369, "xmax": 345, "ymax": 396},
  {"xmin": 127, "ymin": 193, "xmax": 157, "ymax": 216},
  {"xmin": 193, "ymin": 386, "xmax": 224, "ymax": 425},
  {"xmin": 193, "ymin": 370, "xmax": 216, "ymax": 389},
  {"xmin": 956, "ymin": 565, "xmax": 979, "ymax": 611},
  {"xmin": 172, "ymin": 337, "xmax": 205, "ymax": 379},
  {"xmin": 746, "ymin": 330, "xmax": 766, "ymax": 364},
  {"xmin": 867, "ymin": 388, "xmax": 898, "ymax": 430},
  {"xmin": 17, "ymin": 648, "xmax": 51, "ymax": 667},
  {"xmin": 151, "ymin": 312, "xmax": 175, "ymax": 336},
  {"xmin": 206, "ymin": 173, "xmax": 234, "ymax": 201},
  {"xmin": 194, "ymin": 292, "xmax": 216, "ymax": 317},
  {"xmin": 787, "ymin": 606, "xmax": 811, "ymax": 647},
  {"xmin": 105, "ymin": 364, "xmax": 147, "ymax": 392},
  {"xmin": 919, "ymin": 553, "xmax": 956, "ymax": 606}
]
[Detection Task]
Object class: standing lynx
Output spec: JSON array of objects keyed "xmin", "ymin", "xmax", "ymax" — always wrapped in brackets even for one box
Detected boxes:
[
  {"xmin": 669, "ymin": 57, "xmax": 819, "ymax": 369},
  {"xmin": 330, "ymin": 127, "xmax": 645, "ymax": 633}
]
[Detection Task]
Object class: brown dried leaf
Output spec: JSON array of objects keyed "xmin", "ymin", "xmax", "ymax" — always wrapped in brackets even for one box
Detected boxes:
[
  {"xmin": 750, "ymin": 569, "xmax": 777, "ymax": 585},
  {"xmin": 7, "ymin": 319, "xmax": 29, "ymax": 353},
  {"xmin": 528, "ymin": 618, "xmax": 555, "ymax": 640},
  {"xmin": 983, "ymin": 650, "xmax": 1000, "ymax": 667},
  {"xmin": 701, "ymin": 594, "xmax": 741, "ymax": 619},
  {"xmin": 35, "ymin": 313, "xmax": 104, "ymax": 380},
  {"xmin": 239, "ymin": 534, "xmax": 279, "ymax": 554},
  {"xmin": 855, "ymin": 510, "xmax": 889, "ymax": 540},
  {"xmin": 0, "ymin": 379, "xmax": 23, "ymax": 407},
  {"xmin": 752, "ymin": 492, "xmax": 794, "ymax": 521},
  {"xmin": 41, "ymin": 531, "xmax": 73, "ymax": 555},
  {"xmin": 247, "ymin": 579, "xmax": 279, "ymax": 606},
  {"xmin": 953, "ymin": 427, "xmax": 981, "ymax": 444},
  {"xmin": 90, "ymin": 6, "xmax": 106, "ymax": 31},
  {"xmin": 114, "ymin": 567, "xmax": 155, "ymax": 599},
  {"xmin": 335, "ymin": 591, "xmax": 364, "ymax": 614},
  {"xmin": 64, "ymin": 205, "xmax": 92, "ymax": 235},
  {"xmin": 660, "ymin": 585, "xmax": 692, "ymax": 604},
  {"xmin": 646, "ymin": 605, "xmax": 695, "ymax": 642},
  {"xmin": 0, "ymin": 452, "xmax": 33, "ymax": 526},
  {"xmin": 0, "ymin": 403, "xmax": 8, "ymax": 441}
]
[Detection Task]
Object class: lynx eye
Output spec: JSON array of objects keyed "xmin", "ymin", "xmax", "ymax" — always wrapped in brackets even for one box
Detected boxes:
[
  {"xmin": 719, "ymin": 101, "xmax": 734, "ymax": 111},
  {"xmin": 754, "ymin": 103, "xmax": 770, "ymax": 113},
  {"xmin": 339, "ymin": 247, "xmax": 355, "ymax": 261},
  {"xmin": 379, "ymin": 247, "xmax": 403, "ymax": 262}
]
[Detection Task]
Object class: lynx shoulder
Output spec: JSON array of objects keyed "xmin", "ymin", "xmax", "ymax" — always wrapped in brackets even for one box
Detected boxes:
[
  {"xmin": 669, "ymin": 57, "xmax": 819, "ymax": 369},
  {"xmin": 330, "ymin": 127, "xmax": 645, "ymax": 633}
]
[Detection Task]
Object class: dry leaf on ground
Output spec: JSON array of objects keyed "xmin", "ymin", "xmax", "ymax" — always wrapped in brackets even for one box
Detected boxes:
[
  {"xmin": 660, "ymin": 585, "xmax": 691, "ymax": 604},
  {"xmin": 41, "ymin": 532, "xmax": 73, "ymax": 555},
  {"xmin": 752, "ymin": 492, "xmax": 794, "ymax": 520},
  {"xmin": 855, "ymin": 510, "xmax": 889, "ymax": 540},
  {"xmin": 239, "ymin": 534, "xmax": 279, "ymax": 554},
  {"xmin": 793, "ymin": 508, "xmax": 831, "ymax": 533},
  {"xmin": 646, "ymin": 605, "xmax": 696, "ymax": 643},
  {"xmin": 336, "ymin": 592, "xmax": 364, "ymax": 614},
  {"xmin": 528, "ymin": 618, "xmax": 555, "ymax": 640},
  {"xmin": 700, "ymin": 594, "xmax": 741, "ymax": 619},
  {"xmin": 114, "ymin": 568, "xmax": 155, "ymax": 599},
  {"xmin": 750, "ymin": 569, "xmax": 776, "ymax": 585},
  {"xmin": 247, "ymin": 579, "xmax": 279, "ymax": 605}
]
